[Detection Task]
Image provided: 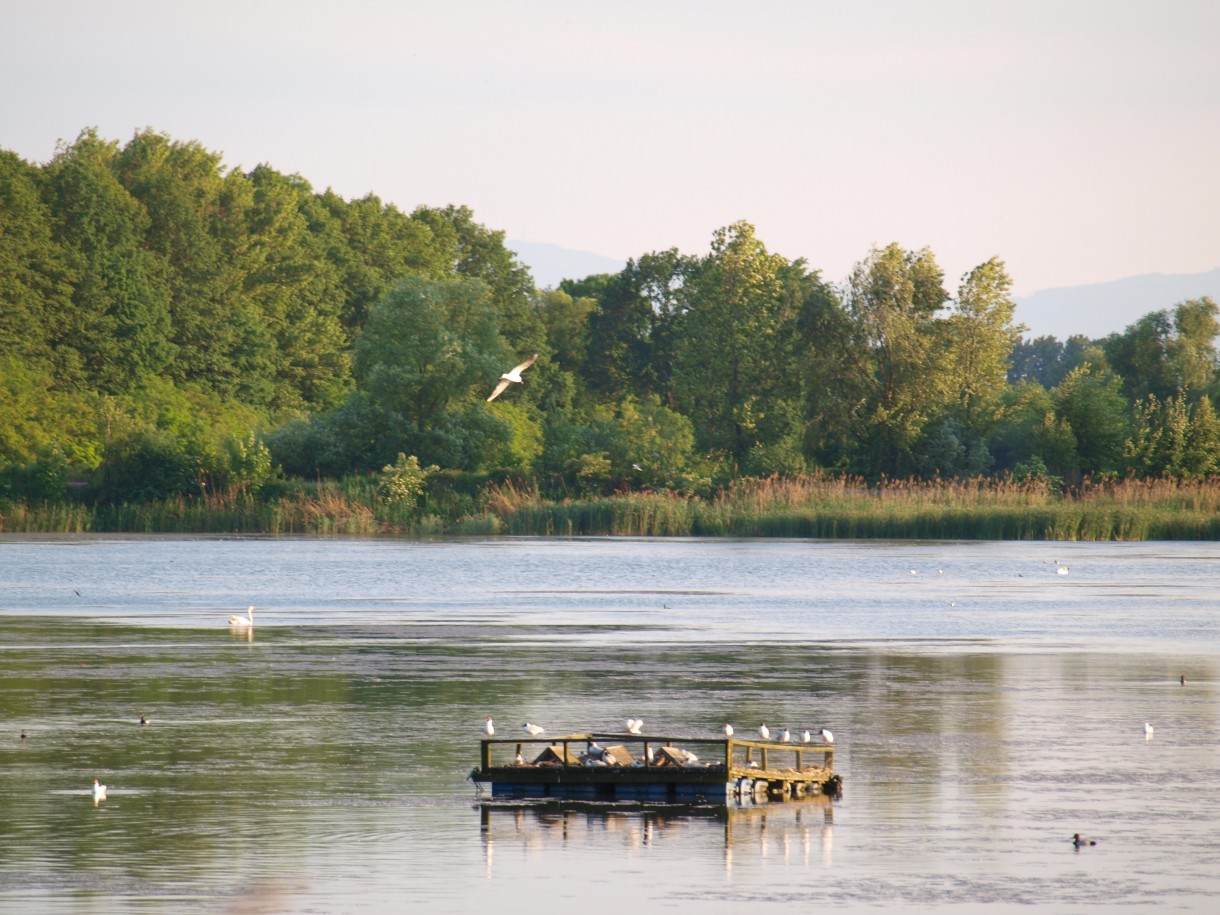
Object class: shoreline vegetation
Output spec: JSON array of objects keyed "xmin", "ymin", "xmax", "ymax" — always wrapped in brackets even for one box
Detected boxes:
[{"xmin": 3, "ymin": 474, "xmax": 1218, "ymax": 541}]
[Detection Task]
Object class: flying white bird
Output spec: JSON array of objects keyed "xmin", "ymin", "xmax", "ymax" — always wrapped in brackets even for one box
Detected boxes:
[
  {"xmin": 723, "ymin": 723, "xmax": 734, "ymax": 738},
  {"xmin": 483, "ymin": 716, "xmax": 495, "ymax": 736},
  {"xmin": 522, "ymin": 723, "xmax": 545, "ymax": 737},
  {"xmin": 487, "ymin": 354, "xmax": 538, "ymax": 402},
  {"xmin": 92, "ymin": 779, "xmax": 107, "ymax": 801},
  {"xmin": 228, "ymin": 605, "xmax": 254, "ymax": 628},
  {"xmin": 626, "ymin": 718, "xmax": 643, "ymax": 735},
  {"xmin": 759, "ymin": 723, "xmax": 771, "ymax": 741},
  {"xmin": 820, "ymin": 728, "xmax": 834, "ymax": 744}
]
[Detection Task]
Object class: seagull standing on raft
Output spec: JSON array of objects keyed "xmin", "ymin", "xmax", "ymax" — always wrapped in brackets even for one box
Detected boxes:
[
  {"xmin": 228, "ymin": 605, "xmax": 254, "ymax": 628},
  {"xmin": 801, "ymin": 729, "xmax": 812, "ymax": 744},
  {"xmin": 486, "ymin": 354, "xmax": 538, "ymax": 402},
  {"xmin": 723, "ymin": 723, "xmax": 734, "ymax": 738},
  {"xmin": 820, "ymin": 728, "xmax": 834, "ymax": 744},
  {"xmin": 780, "ymin": 728, "xmax": 791, "ymax": 743},
  {"xmin": 759, "ymin": 723, "xmax": 771, "ymax": 741}
]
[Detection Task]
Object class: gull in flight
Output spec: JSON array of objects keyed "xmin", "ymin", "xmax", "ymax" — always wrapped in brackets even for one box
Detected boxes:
[
  {"xmin": 522, "ymin": 723, "xmax": 545, "ymax": 737},
  {"xmin": 626, "ymin": 718, "xmax": 643, "ymax": 735},
  {"xmin": 228, "ymin": 605, "xmax": 254, "ymax": 628},
  {"xmin": 487, "ymin": 354, "xmax": 538, "ymax": 402}
]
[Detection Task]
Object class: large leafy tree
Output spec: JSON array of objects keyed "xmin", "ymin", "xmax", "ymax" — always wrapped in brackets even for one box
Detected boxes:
[
  {"xmin": 42, "ymin": 129, "xmax": 175, "ymax": 393},
  {"xmin": 672, "ymin": 222, "xmax": 803, "ymax": 471},
  {"xmin": 843, "ymin": 243, "xmax": 949, "ymax": 476}
]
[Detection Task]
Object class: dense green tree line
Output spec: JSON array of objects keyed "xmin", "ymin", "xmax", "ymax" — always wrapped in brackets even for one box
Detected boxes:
[{"xmin": 2, "ymin": 128, "xmax": 1218, "ymax": 509}]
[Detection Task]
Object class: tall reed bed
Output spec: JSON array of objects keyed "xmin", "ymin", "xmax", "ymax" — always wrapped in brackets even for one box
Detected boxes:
[{"xmin": 3, "ymin": 474, "xmax": 1219, "ymax": 539}]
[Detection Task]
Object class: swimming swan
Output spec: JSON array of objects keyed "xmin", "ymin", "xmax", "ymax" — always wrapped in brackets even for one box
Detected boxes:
[{"xmin": 228, "ymin": 605, "xmax": 255, "ymax": 628}]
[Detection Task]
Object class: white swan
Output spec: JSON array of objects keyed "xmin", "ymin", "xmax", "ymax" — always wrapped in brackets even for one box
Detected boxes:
[
  {"xmin": 92, "ymin": 778, "xmax": 107, "ymax": 801},
  {"xmin": 228, "ymin": 605, "xmax": 254, "ymax": 627},
  {"xmin": 487, "ymin": 354, "xmax": 538, "ymax": 402},
  {"xmin": 484, "ymin": 716, "xmax": 495, "ymax": 736}
]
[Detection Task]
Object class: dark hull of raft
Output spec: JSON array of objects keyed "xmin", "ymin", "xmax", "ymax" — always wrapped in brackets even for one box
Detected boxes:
[{"xmin": 473, "ymin": 733, "xmax": 840, "ymax": 804}]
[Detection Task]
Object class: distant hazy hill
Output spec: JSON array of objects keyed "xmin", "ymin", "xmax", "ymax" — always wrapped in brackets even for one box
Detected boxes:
[
  {"xmin": 509, "ymin": 241, "xmax": 626, "ymax": 289},
  {"xmin": 1014, "ymin": 268, "xmax": 1220, "ymax": 340}
]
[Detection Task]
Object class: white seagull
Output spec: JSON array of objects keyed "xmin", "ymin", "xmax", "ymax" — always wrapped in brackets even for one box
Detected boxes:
[
  {"xmin": 801, "ymin": 729, "xmax": 812, "ymax": 744},
  {"xmin": 483, "ymin": 716, "xmax": 495, "ymax": 736},
  {"xmin": 723, "ymin": 723, "xmax": 734, "ymax": 738},
  {"xmin": 522, "ymin": 723, "xmax": 545, "ymax": 737},
  {"xmin": 1057, "ymin": 565, "xmax": 1069, "ymax": 575},
  {"xmin": 759, "ymin": 722, "xmax": 771, "ymax": 741},
  {"xmin": 92, "ymin": 778, "xmax": 107, "ymax": 801},
  {"xmin": 1144, "ymin": 721, "xmax": 1154, "ymax": 738},
  {"xmin": 228, "ymin": 605, "xmax": 254, "ymax": 628},
  {"xmin": 820, "ymin": 728, "xmax": 834, "ymax": 744},
  {"xmin": 487, "ymin": 354, "xmax": 538, "ymax": 402},
  {"xmin": 626, "ymin": 718, "xmax": 643, "ymax": 735},
  {"xmin": 780, "ymin": 728, "xmax": 791, "ymax": 743}
]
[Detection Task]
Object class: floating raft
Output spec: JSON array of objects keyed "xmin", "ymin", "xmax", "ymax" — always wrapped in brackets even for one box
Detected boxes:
[{"xmin": 473, "ymin": 733, "xmax": 840, "ymax": 803}]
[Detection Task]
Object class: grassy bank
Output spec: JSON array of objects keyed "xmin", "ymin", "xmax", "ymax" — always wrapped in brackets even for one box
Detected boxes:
[{"xmin": 2, "ymin": 475, "xmax": 1219, "ymax": 540}]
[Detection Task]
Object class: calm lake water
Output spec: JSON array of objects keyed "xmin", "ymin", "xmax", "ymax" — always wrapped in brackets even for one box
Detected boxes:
[{"xmin": 1, "ymin": 535, "xmax": 1218, "ymax": 913}]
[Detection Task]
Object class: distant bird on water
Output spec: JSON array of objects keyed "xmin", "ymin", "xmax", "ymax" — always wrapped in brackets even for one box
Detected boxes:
[
  {"xmin": 723, "ymin": 723, "xmax": 734, "ymax": 738},
  {"xmin": 1144, "ymin": 721, "xmax": 1154, "ymax": 738},
  {"xmin": 1072, "ymin": 833, "xmax": 1097, "ymax": 847},
  {"xmin": 484, "ymin": 716, "xmax": 495, "ymax": 736},
  {"xmin": 20, "ymin": 730, "xmax": 27, "ymax": 741},
  {"xmin": 487, "ymin": 354, "xmax": 538, "ymax": 402},
  {"xmin": 1057, "ymin": 566, "xmax": 1069, "ymax": 575},
  {"xmin": 626, "ymin": 718, "xmax": 644, "ymax": 735},
  {"xmin": 819, "ymin": 728, "xmax": 834, "ymax": 744},
  {"xmin": 228, "ymin": 605, "xmax": 254, "ymax": 628},
  {"xmin": 522, "ymin": 723, "xmax": 545, "ymax": 737},
  {"xmin": 139, "ymin": 713, "xmax": 148, "ymax": 726},
  {"xmin": 758, "ymin": 723, "xmax": 771, "ymax": 741},
  {"xmin": 92, "ymin": 779, "xmax": 107, "ymax": 801}
]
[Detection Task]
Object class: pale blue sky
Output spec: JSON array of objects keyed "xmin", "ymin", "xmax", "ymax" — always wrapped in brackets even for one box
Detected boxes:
[{"xmin": 5, "ymin": 0, "xmax": 1218, "ymax": 295}]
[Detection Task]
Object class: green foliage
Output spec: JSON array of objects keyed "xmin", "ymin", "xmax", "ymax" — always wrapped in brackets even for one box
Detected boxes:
[{"xmin": 378, "ymin": 453, "xmax": 437, "ymax": 507}]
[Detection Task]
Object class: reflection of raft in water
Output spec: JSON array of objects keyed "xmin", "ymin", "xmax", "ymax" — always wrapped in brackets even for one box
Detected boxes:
[{"xmin": 472, "ymin": 732, "xmax": 841, "ymax": 803}]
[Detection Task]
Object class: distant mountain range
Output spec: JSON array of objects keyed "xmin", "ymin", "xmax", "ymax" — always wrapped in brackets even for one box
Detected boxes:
[
  {"xmin": 510, "ymin": 240, "xmax": 1220, "ymax": 342},
  {"xmin": 1012, "ymin": 268, "xmax": 1220, "ymax": 340}
]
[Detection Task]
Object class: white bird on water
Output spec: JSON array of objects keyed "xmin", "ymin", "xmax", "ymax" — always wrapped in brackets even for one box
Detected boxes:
[
  {"xmin": 1057, "ymin": 565, "xmax": 1069, "ymax": 576},
  {"xmin": 1144, "ymin": 721, "xmax": 1154, "ymax": 738},
  {"xmin": 487, "ymin": 354, "xmax": 538, "ymax": 402},
  {"xmin": 92, "ymin": 779, "xmax": 107, "ymax": 801},
  {"xmin": 759, "ymin": 723, "xmax": 771, "ymax": 741},
  {"xmin": 522, "ymin": 723, "xmax": 545, "ymax": 737},
  {"xmin": 820, "ymin": 728, "xmax": 834, "ymax": 744},
  {"xmin": 228, "ymin": 605, "xmax": 254, "ymax": 628},
  {"xmin": 723, "ymin": 723, "xmax": 734, "ymax": 738},
  {"xmin": 484, "ymin": 717, "xmax": 495, "ymax": 736},
  {"xmin": 626, "ymin": 718, "xmax": 643, "ymax": 735}
]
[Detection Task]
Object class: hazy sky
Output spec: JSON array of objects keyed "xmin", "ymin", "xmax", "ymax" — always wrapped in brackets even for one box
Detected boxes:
[{"xmin": 5, "ymin": 0, "xmax": 1218, "ymax": 295}]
